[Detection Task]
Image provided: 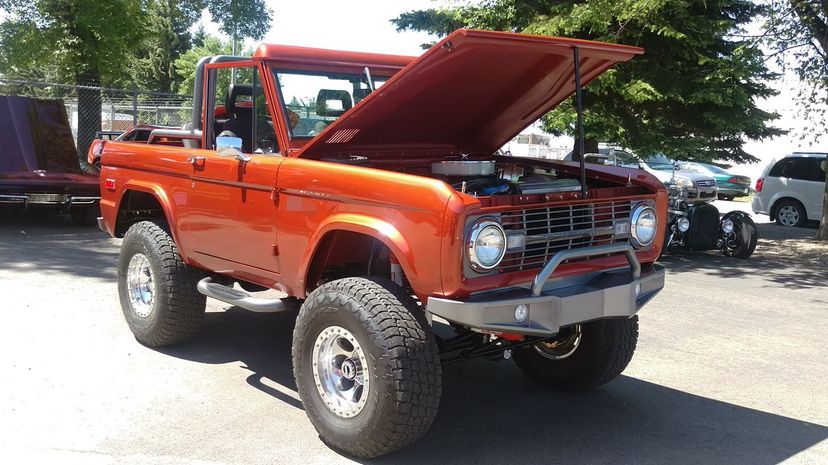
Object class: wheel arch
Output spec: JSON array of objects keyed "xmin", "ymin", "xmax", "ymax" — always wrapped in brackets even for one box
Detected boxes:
[
  {"xmin": 769, "ymin": 195, "xmax": 807, "ymax": 220},
  {"xmin": 114, "ymin": 182, "xmax": 178, "ymax": 241},
  {"xmin": 299, "ymin": 214, "xmax": 419, "ymax": 298}
]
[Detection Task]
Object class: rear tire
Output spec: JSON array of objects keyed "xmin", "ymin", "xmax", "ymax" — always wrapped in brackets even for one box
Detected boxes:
[
  {"xmin": 118, "ymin": 221, "xmax": 206, "ymax": 347},
  {"xmin": 292, "ymin": 277, "xmax": 441, "ymax": 459},
  {"xmin": 774, "ymin": 200, "xmax": 807, "ymax": 227},
  {"xmin": 513, "ymin": 317, "xmax": 638, "ymax": 392}
]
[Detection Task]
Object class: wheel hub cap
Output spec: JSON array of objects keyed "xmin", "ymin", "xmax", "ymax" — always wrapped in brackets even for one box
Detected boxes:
[
  {"xmin": 127, "ymin": 253, "xmax": 154, "ymax": 318},
  {"xmin": 779, "ymin": 206, "xmax": 799, "ymax": 226},
  {"xmin": 312, "ymin": 326, "xmax": 369, "ymax": 418}
]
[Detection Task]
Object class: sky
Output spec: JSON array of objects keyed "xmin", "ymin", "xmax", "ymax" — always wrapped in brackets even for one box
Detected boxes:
[{"xmin": 200, "ymin": 0, "xmax": 826, "ymax": 181}]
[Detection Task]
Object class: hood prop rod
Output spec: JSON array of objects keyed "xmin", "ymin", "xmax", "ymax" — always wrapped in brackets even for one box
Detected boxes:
[{"xmin": 573, "ymin": 47, "xmax": 588, "ymax": 199}]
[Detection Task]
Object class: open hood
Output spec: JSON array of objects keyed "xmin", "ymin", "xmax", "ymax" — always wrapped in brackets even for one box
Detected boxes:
[
  {"xmin": 0, "ymin": 96, "xmax": 82, "ymax": 174},
  {"xmin": 298, "ymin": 29, "xmax": 643, "ymax": 159}
]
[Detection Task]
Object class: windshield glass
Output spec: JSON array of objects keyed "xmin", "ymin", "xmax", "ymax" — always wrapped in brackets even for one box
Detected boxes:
[
  {"xmin": 700, "ymin": 163, "xmax": 730, "ymax": 175},
  {"xmin": 273, "ymin": 70, "xmax": 386, "ymax": 138},
  {"xmin": 643, "ymin": 154, "xmax": 675, "ymax": 171}
]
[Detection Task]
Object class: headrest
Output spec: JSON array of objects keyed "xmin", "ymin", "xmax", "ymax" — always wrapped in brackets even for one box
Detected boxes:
[
  {"xmin": 316, "ymin": 89, "xmax": 352, "ymax": 117},
  {"xmin": 226, "ymin": 84, "xmax": 253, "ymax": 114}
]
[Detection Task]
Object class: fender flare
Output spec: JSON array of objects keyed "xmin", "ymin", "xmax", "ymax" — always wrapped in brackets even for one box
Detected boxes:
[
  {"xmin": 299, "ymin": 213, "xmax": 417, "ymax": 295},
  {"xmin": 114, "ymin": 181, "xmax": 179, "ymax": 243},
  {"xmin": 768, "ymin": 193, "xmax": 807, "ymax": 218},
  {"xmin": 721, "ymin": 209, "xmax": 754, "ymax": 226}
]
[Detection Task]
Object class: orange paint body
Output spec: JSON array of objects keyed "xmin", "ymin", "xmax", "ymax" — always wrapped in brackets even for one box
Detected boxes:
[{"xmin": 96, "ymin": 30, "xmax": 665, "ymax": 304}]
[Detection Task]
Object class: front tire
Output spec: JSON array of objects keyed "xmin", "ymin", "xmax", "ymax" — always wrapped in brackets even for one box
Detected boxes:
[
  {"xmin": 722, "ymin": 213, "xmax": 758, "ymax": 259},
  {"xmin": 775, "ymin": 200, "xmax": 806, "ymax": 227},
  {"xmin": 118, "ymin": 221, "xmax": 206, "ymax": 347},
  {"xmin": 293, "ymin": 277, "xmax": 441, "ymax": 459},
  {"xmin": 513, "ymin": 317, "xmax": 638, "ymax": 392}
]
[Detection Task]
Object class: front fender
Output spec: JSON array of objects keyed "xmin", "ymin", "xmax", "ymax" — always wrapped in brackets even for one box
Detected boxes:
[
  {"xmin": 113, "ymin": 181, "xmax": 179, "ymax": 242},
  {"xmin": 299, "ymin": 213, "xmax": 418, "ymax": 295}
]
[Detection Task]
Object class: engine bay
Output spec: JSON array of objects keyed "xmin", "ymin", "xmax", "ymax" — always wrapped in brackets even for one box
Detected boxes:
[{"xmin": 321, "ymin": 154, "xmax": 592, "ymax": 199}]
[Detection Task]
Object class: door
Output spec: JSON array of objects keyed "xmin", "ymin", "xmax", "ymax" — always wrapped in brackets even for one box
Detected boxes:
[
  {"xmin": 788, "ymin": 157, "xmax": 826, "ymax": 220},
  {"xmin": 187, "ymin": 62, "xmax": 285, "ymax": 274}
]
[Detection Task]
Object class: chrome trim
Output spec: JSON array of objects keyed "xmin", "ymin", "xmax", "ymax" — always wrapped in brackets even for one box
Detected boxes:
[
  {"xmin": 0, "ymin": 195, "xmax": 28, "ymax": 204},
  {"xmin": 196, "ymin": 277, "xmax": 289, "ymax": 313},
  {"xmin": 630, "ymin": 204, "xmax": 657, "ymax": 248},
  {"xmin": 531, "ymin": 243, "xmax": 641, "ymax": 296},
  {"xmin": 466, "ymin": 219, "xmax": 507, "ymax": 272},
  {"xmin": 69, "ymin": 196, "xmax": 101, "ymax": 205}
]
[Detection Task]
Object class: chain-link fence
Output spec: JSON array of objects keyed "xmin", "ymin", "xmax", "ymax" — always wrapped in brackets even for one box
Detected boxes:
[{"xmin": 0, "ymin": 78, "xmax": 193, "ymax": 156}]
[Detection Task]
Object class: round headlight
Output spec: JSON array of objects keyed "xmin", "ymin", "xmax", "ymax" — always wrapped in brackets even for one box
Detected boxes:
[
  {"xmin": 721, "ymin": 218, "xmax": 734, "ymax": 234},
  {"xmin": 467, "ymin": 219, "xmax": 506, "ymax": 271},
  {"xmin": 677, "ymin": 216, "xmax": 690, "ymax": 233},
  {"xmin": 631, "ymin": 205, "xmax": 658, "ymax": 247}
]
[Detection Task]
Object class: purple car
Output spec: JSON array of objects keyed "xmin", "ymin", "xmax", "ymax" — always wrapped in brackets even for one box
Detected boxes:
[{"xmin": 0, "ymin": 96, "xmax": 100, "ymax": 224}]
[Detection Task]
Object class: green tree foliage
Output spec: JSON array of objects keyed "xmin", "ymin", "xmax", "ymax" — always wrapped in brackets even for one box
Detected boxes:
[
  {"xmin": 394, "ymin": 0, "xmax": 783, "ymax": 164},
  {"xmin": 763, "ymin": 1, "xmax": 827, "ymax": 139},
  {"xmin": 0, "ymin": 0, "xmax": 147, "ymax": 155},
  {"xmin": 202, "ymin": 0, "xmax": 272, "ymax": 42},
  {"xmin": 130, "ymin": 0, "xmax": 202, "ymax": 93},
  {"xmin": 174, "ymin": 34, "xmax": 254, "ymax": 99}
]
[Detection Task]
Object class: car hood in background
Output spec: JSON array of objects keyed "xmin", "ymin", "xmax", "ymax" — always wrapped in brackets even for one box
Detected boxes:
[
  {"xmin": 0, "ymin": 170, "xmax": 99, "ymax": 194},
  {"xmin": 641, "ymin": 165, "xmax": 716, "ymax": 186},
  {"xmin": 0, "ymin": 96, "xmax": 82, "ymax": 175},
  {"xmin": 297, "ymin": 29, "xmax": 643, "ymax": 159}
]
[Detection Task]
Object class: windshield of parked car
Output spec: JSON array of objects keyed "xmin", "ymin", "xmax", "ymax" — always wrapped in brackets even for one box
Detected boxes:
[
  {"xmin": 699, "ymin": 163, "xmax": 730, "ymax": 175},
  {"xmin": 642, "ymin": 154, "xmax": 675, "ymax": 171},
  {"xmin": 273, "ymin": 70, "xmax": 386, "ymax": 138}
]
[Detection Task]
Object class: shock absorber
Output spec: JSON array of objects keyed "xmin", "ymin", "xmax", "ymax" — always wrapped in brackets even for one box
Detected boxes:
[{"xmin": 389, "ymin": 254, "xmax": 403, "ymax": 287}]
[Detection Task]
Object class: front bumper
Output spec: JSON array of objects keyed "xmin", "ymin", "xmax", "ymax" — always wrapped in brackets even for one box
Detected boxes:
[
  {"xmin": 428, "ymin": 245, "xmax": 665, "ymax": 337},
  {"xmin": 718, "ymin": 185, "xmax": 751, "ymax": 197},
  {"xmin": 0, "ymin": 193, "xmax": 100, "ymax": 207}
]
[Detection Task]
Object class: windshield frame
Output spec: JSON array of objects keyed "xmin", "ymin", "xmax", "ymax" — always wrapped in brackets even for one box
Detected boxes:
[{"xmin": 272, "ymin": 68, "xmax": 387, "ymax": 141}]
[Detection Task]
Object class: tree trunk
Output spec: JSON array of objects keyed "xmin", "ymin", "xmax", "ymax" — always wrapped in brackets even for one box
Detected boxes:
[
  {"xmin": 817, "ymin": 160, "xmax": 828, "ymax": 240},
  {"xmin": 572, "ymin": 138, "xmax": 599, "ymax": 161}
]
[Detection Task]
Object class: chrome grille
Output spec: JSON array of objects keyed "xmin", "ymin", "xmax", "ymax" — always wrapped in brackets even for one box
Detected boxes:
[
  {"xmin": 696, "ymin": 180, "xmax": 716, "ymax": 187},
  {"xmin": 498, "ymin": 200, "xmax": 632, "ymax": 273}
]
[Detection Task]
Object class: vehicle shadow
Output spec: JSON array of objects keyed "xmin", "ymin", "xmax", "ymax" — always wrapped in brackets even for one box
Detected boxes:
[
  {"xmin": 157, "ymin": 309, "xmax": 827, "ymax": 465},
  {"xmin": 156, "ymin": 308, "xmax": 303, "ymax": 410},
  {"xmin": 380, "ymin": 362, "xmax": 828, "ymax": 465},
  {"xmin": 0, "ymin": 210, "xmax": 118, "ymax": 280},
  {"xmin": 660, "ymin": 223, "xmax": 828, "ymax": 290}
]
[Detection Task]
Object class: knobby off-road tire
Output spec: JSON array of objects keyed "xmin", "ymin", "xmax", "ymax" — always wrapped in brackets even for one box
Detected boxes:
[
  {"xmin": 293, "ymin": 277, "xmax": 441, "ymax": 459},
  {"xmin": 118, "ymin": 221, "xmax": 206, "ymax": 347},
  {"xmin": 513, "ymin": 316, "xmax": 638, "ymax": 392}
]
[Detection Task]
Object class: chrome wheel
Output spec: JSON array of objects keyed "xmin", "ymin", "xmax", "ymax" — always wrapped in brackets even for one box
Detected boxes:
[
  {"xmin": 126, "ymin": 253, "xmax": 154, "ymax": 318},
  {"xmin": 534, "ymin": 325, "xmax": 582, "ymax": 360},
  {"xmin": 312, "ymin": 325, "xmax": 370, "ymax": 418},
  {"xmin": 778, "ymin": 205, "xmax": 800, "ymax": 226}
]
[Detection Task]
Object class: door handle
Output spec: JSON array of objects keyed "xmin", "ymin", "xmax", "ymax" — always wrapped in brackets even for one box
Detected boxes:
[{"xmin": 187, "ymin": 156, "xmax": 205, "ymax": 165}]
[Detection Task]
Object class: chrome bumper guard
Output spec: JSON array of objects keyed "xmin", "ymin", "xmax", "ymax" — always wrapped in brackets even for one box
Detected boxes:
[
  {"xmin": 0, "ymin": 194, "xmax": 100, "ymax": 206},
  {"xmin": 427, "ymin": 244, "xmax": 665, "ymax": 337}
]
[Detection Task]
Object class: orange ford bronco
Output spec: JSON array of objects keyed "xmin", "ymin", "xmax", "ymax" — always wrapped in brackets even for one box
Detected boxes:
[{"xmin": 95, "ymin": 30, "xmax": 666, "ymax": 458}]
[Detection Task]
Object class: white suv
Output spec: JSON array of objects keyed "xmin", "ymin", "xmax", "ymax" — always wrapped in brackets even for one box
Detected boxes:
[{"xmin": 752, "ymin": 152, "xmax": 827, "ymax": 227}]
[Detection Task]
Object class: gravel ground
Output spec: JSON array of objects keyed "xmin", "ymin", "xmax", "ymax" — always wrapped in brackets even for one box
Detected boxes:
[{"xmin": 0, "ymin": 210, "xmax": 826, "ymax": 465}]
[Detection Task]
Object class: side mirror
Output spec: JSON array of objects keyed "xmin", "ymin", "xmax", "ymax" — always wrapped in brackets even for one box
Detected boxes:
[
  {"xmin": 216, "ymin": 135, "xmax": 242, "ymax": 150},
  {"xmin": 216, "ymin": 136, "xmax": 251, "ymax": 162}
]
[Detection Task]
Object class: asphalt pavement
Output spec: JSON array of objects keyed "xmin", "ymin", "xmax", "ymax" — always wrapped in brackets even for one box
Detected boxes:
[{"xmin": 1, "ymin": 205, "xmax": 826, "ymax": 465}]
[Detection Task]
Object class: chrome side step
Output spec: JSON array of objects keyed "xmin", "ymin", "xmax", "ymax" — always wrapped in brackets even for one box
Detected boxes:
[{"xmin": 196, "ymin": 277, "xmax": 290, "ymax": 313}]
